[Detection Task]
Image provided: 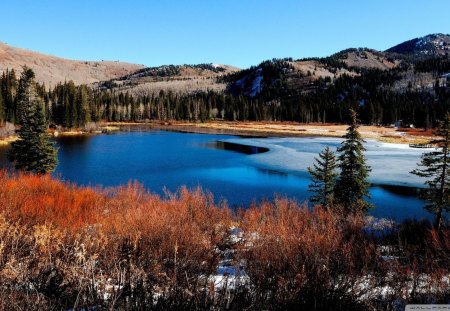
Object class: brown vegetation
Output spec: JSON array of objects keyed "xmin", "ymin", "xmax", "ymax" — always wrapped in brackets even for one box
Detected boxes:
[
  {"xmin": 342, "ymin": 50, "xmax": 398, "ymax": 70},
  {"xmin": 0, "ymin": 42, "xmax": 144, "ymax": 85},
  {"xmin": 0, "ymin": 171, "xmax": 448, "ymax": 310},
  {"xmin": 158, "ymin": 121, "xmax": 436, "ymax": 144}
]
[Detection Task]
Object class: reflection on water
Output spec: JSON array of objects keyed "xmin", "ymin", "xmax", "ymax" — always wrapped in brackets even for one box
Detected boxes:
[
  {"xmin": 209, "ymin": 141, "xmax": 269, "ymax": 155},
  {"xmin": 375, "ymin": 184, "xmax": 422, "ymax": 197},
  {"xmin": 255, "ymin": 167, "xmax": 289, "ymax": 177},
  {"xmin": 0, "ymin": 130, "xmax": 434, "ymax": 221}
]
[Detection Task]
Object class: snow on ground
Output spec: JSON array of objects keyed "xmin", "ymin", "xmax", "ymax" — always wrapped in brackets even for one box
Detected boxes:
[
  {"xmin": 209, "ymin": 224, "xmax": 449, "ymax": 304},
  {"xmin": 209, "ymin": 226, "xmax": 249, "ymax": 290},
  {"xmin": 221, "ymin": 136, "xmax": 432, "ymax": 187},
  {"xmin": 210, "ymin": 260, "xmax": 249, "ymax": 290}
]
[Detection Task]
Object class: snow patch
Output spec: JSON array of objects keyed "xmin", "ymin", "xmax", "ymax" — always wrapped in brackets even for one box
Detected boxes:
[{"xmin": 249, "ymin": 68, "xmax": 263, "ymax": 97}]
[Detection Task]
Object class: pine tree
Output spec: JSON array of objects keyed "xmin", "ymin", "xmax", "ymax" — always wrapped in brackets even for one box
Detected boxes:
[
  {"xmin": 8, "ymin": 68, "xmax": 58, "ymax": 174},
  {"xmin": 76, "ymin": 85, "xmax": 90, "ymax": 127},
  {"xmin": 15, "ymin": 67, "xmax": 37, "ymax": 126},
  {"xmin": 411, "ymin": 113, "xmax": 450, "ymax": 230},
  {"xmin": 334, "ymin": 109, "xmax": 371, "ymax": 213},
  {"xmin": 1, "ymin": 69, "xmax": 18, "ymax": 124},
  {"xmin": 307, "ymin": 146, "xmax": 338, "ymax": 208}
]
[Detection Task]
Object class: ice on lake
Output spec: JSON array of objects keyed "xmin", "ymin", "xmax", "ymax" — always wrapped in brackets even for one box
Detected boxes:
[{"xmin": 222, "ymin": 137, "xmax": 431, "ymax": 188}]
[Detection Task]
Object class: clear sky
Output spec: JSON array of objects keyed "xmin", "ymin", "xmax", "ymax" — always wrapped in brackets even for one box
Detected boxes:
[{"xmin": 1, "ymin": 0, "xmax": 449, "ymax": 68}]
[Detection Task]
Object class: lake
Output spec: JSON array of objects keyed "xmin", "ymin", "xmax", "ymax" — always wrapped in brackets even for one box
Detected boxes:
[{"xmin": 0, "ymin": 129, "xmax": 434, "ymax": 221}]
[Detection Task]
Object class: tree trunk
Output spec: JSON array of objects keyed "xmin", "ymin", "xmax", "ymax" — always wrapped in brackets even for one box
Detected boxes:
[{"xmin": 434, "ymin": 207, "xmax": 442, "ymax": 231}]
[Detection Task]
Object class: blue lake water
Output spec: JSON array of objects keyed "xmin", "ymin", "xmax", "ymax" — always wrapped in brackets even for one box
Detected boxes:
[{"xmin": 0, "ymin": 130, "xmax": 434, "ymax": 221}]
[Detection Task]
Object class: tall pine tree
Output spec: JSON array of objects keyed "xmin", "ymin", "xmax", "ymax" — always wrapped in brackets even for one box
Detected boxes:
[
  {"xmin": 8, "ymin": 68, "xmax": 58, "ymax": 174},
  {"xmin": 307, "ymin": 146, "xmax": 338, "ymax": 208},
  {"xmin": 15, "ymin": 67, "xmax": 37, "ymax": 126},
  {"xmin": 334, "ymin": 109, "xmax": 371, "ymax": 213},
  {"xmin": 411, "ymin": 113, "xmax": 450, "ymax": 230}
]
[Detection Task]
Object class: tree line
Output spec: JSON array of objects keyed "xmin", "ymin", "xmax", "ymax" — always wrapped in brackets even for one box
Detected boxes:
[{"xmin": 1, "ymin": 64, "xmax": 449, "ymax": 129}]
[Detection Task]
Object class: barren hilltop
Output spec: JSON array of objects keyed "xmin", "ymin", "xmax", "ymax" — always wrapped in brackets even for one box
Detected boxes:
[{"xmin": 0, "ymin": 41, "xmax": 145, "ymax": 85}]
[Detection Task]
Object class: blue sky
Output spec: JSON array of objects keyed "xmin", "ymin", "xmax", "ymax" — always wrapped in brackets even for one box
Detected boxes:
[{"xmin": 1, "ymin": 0, "xmax": 449, "ymax": 68}]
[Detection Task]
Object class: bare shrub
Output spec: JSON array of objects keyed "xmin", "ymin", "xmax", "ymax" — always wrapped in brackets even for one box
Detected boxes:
[
  {"xmin": 236, "ymin": 199, "xmax": 376, "ymax": 310},
  {"xmin": 0, "ymin": 171, "xmax": 448, "ymax": 310}
]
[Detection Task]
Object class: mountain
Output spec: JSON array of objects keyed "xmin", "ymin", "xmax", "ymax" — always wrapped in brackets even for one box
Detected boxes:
[
  {"xmin": 0, "ymin": 41, "xmax": 145, "ymax": 85},
  {"xmin": 224, "ymin": 53, "xmax": 395, "ymax": 98},
  {"xmin": 386, "ymin": 33, "xmax": 450, "ymax": 57},
  {"xmin": 1, "ymin": 33, "xmax": 448, "ymax": 98},
  {"xmin": 0, "ymin": 33, "xmax": 448, "ymax": 129},
  {"xmin": 224, "ymin": 34, "xmax": 450, "ymax": 98},
  {"xmin": 0, "ymin": 41, "xmax": 239, "ymax": 95}
]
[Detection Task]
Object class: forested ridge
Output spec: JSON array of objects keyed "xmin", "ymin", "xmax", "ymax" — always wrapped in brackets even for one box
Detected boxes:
[{"xmin": 1, "ymin": 38, "xmax": 450, "ymax": 129}]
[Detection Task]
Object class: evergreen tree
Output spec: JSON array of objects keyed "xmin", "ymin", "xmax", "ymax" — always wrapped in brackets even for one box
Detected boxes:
[
  {"xmin": 8, "ymin": 69, "xmax": 58, "ymax": 174},
  {"xmin": 307, "ymin": 146, "xmax": 338, "ymax": 207},
  {"xmin": 76, "ymin": 85, "xmax": 90, "ymax": 126},
  {"xmin": 15, "ymin": 67, "xmax": 37, "ymax": 125},
  {"xmin": 334, "ymin": 109, "xmax": 371, "ymax": 212},
  {"xmin": 1, "ymin": 69, "xmax": 18, "ymax": 124},
  {"xmin": 411, "ymin": 113, "xmax": 450, "ymax": 230}
]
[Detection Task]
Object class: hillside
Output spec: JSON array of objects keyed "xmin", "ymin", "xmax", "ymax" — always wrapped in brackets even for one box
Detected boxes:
[
  {"xmin": 0, "ymin": 41, "xmax": 238, "ymax": 94},
  {"xmin": 0, "ymin": 42, "xmax": 145, "ymax": 85},
  {"xmin": 223, "ymin": 34, "xmax": 450, "ymax": 98},
  {"xmin": 98, "ymin": 63, "xmax": 240, "ymax": 96},
  {"xmin": 2, "ymin": 34, "xmax": 448, "ymax": 97},
  {"xmin": 386, "ymin": 33, "xmax": 450, "ymax": 57}
]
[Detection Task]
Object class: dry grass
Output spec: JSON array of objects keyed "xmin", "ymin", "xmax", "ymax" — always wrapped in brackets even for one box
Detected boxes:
[
  {"xmin": 343, "ymin": 50, "xmax": 399, "ymax": 70},
  {"xmin": 291, "ymin": 60, "xmax": 355, "ymax": 80},
  {"xmin": 164, "ymin": 121, "xmax": 437, "ymax": 144},
  {"xmin": 0, "ymin": 42, "xmax": 144, "ymax": 85},
  {"xmin": 120, "ymin": 78, "xmax": 228, "ymax": 96}
]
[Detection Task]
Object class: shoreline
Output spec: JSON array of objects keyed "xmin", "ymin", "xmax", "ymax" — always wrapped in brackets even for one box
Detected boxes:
[
  {"xmin": 0, "ymin": 121, "xmax": 435, "ymax": 145},
  {"xmin": 152, "ymin": 121, "xmax": 434, "ymax": 144}
]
